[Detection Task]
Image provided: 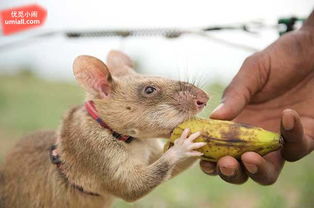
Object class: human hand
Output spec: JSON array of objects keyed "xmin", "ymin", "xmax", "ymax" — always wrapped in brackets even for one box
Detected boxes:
[{"xmin": 200, "ymin": 27, "xmax": 314, "ymax": 185}]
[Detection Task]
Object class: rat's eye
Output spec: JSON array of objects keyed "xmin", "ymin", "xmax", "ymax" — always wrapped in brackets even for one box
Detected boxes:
[
  {"xmin": 144, "ymin": 86, "xmax": 156, "ymax": 94},
  {"xmin": 141, "ymin": 85, "xmax": 160, "ymax": 97}
]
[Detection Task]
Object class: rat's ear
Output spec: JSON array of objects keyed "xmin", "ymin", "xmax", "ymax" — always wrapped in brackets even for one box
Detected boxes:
[
  {"xmin": 73, "ymin": 55, "xmax": 112, "ymax": 98},
  {"xmin": 106, "ymin": 50, "xmax": 135, "ymax": 76}
]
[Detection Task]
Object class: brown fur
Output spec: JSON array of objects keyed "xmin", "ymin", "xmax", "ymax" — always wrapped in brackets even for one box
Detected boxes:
[{"xmin": 0, "ymin": 51, "xmax": 208, "ymax": 208}]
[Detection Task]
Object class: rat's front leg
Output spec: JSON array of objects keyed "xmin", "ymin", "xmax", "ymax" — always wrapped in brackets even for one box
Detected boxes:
[
  {"xmin": 149, "ymin": 133, "xmax": 202, "ymax": 178},
  {"xmin": 169, "ymin": 157, "xmax": 198, "ymax": 178},
  {"xmin": 104, "ymin": 129, "xmax": 205, "ymax": 202}
]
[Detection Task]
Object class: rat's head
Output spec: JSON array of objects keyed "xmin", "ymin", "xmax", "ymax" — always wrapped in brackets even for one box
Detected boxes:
[{"xmin": 73, "ymin": 50, "xmax": 209, "ymax": 138}]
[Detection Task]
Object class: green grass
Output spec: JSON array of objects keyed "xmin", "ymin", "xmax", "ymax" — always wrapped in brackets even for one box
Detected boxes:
[{"xmin": 0, "ymin": 74, "xmax": 313, "ymax": 208}]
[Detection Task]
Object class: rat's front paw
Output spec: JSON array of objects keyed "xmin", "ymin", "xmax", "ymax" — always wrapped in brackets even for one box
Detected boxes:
[{"xmin": 166, "ymin": 128, "xmax": 206, "ymax": 164}]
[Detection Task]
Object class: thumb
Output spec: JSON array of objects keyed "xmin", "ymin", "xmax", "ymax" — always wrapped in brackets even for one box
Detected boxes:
[
  {"xmin": 281, "ymin": 109, "xmax": 312, "ymax": 162},
  {"xmin": 210, "ymin": 53, "xmax": 269, "ymax": 120}
]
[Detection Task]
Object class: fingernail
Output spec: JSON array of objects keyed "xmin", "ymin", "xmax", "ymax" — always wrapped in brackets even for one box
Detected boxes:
[
  {"xmin": 219, "ymin": 166, "xmax": 235, "ymax": 176},
  {"xmin": 203, "ymin": 168, "xmax": 216, "ymax": 175},
  {"xmin": 200, "ymin": 161, "xmax": 216, "ymax": 175},
  {"xmin": 283, "ymin": 120, "xmax": 294, "ymax": 131},
  {"xmin": 244, "ymin": 164, "xmax": 258, "ymax": 174},
  {"xmin": 283, "ymin": 112, "xmax": 295, "ymax": 131},
  {"xmin": 201, "ymin": 165, "xmax": 216, "ymax": 175},
  {"xmin": 212, "ymin": 103, "xmax": 224, "ymax": 114}
]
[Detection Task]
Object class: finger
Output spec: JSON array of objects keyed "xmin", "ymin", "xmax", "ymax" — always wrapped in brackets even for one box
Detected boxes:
[
  {"xmin": 217, "ymin": 156, "xmax": 248, "ymax": 184},
  {"xmin": 199, "ymin": 160, "xmax": 218, "ymax": 175},
  {"xmin": 180, "ymin": 128, "xmax": 190, "ymax": 139},
  {"xmin": 241, "ymin": 151, "xmax": 284, "ymax": 185},
  {"xmin": 188, "ymin": 142, "xmax": 207, "ymax": 150},
  {"xmin": 176, "ymin": 128, "xmax": 190, "ymax": 144},
  {"xmin": 187, "ymin": 131, "xmax": 201, "ymax": 142},
  {"xmin": 186, "ymin": 151, "xmax": 203, "ymax": 157},
  {"xmin": 281, "ymin": 109, "xmax": 312, "ymax": 162},
  {"xmin": 210, "ymin": 54, "xmax": 269, "ymax": 120}
]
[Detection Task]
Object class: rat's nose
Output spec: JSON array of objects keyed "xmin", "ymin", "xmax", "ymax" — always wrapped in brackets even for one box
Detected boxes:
[
  {"xmin": 193, "ymin": 87, "xmax": 209, "ymax": 110},
  {"xmin": 196, "ymin": 100, "xmax": 206, "ymax": 108},
  {"xmin": 175, "ymin": 81, "xmax": 209, "ymax": 112},
  {"xmin": 195, "ymin": 95, "xmax": 209, "ymax": 109}
]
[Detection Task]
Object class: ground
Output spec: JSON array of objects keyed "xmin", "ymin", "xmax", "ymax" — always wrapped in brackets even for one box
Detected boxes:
[{"xmin": 0, "ymin": 74, "xmax": 313, "ymax": 208}]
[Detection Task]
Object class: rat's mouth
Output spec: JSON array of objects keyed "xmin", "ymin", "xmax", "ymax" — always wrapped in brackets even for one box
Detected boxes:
[
  {"xmin": 163, "ymin": 113, "xmax": 196, "ymax": 138},
  {"xmin": 152, "ymin": 100, "xmax": 206, "ymax": 139}
]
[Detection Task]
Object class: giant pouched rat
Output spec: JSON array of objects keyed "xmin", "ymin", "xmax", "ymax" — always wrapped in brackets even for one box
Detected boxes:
[{"xmin": 0, "ymin": 50, "xmax": 209, "ymax": 208}]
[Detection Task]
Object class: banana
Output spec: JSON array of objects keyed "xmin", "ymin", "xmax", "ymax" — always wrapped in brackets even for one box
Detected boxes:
[{"xmin": 166, "ymin": 118, "xmax": 283, "ymax": 162}]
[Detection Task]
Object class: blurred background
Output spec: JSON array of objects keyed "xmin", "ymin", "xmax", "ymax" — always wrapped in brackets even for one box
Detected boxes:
[{"xmin": 0, "ymin": 0, "xmax": 313, "ymax": 207}]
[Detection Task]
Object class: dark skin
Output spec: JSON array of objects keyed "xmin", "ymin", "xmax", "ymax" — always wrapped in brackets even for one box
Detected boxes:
[{"xmin": 200, "ymin": 10, "xmax": 314, "ymax": 185}]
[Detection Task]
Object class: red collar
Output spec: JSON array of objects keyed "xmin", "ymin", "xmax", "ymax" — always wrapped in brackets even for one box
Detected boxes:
[{"xmin": 84, "ymin": 100, "xmax": 134, "ymax": 143}]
